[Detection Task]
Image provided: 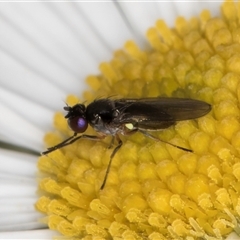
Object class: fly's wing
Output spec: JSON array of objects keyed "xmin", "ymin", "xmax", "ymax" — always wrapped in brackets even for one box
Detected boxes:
[{"xmin": 114, "ymin": 97, "xmax": 211, "ymax": 130}]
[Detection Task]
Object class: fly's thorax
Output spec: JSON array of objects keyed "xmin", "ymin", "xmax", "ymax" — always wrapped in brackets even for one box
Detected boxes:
[{"xmin": 86, "ymin": 99, "xmax": 121, "ymax": 135}]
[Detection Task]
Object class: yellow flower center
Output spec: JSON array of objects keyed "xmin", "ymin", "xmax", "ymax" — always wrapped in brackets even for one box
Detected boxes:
[{"xmin": 36, "ymin": 1, "xmax": 240, "ymax": 239}]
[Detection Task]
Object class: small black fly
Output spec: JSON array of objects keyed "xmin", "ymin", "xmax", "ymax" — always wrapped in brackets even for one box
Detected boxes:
[{"xmin": 42, "ymin": 97, "xmax": 211, "ymax": 189}]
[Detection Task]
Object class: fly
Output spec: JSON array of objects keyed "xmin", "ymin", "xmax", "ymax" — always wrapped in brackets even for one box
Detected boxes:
[{"xmin": 42, "ymin": 97, "xmax": 211, "ymax": 189}]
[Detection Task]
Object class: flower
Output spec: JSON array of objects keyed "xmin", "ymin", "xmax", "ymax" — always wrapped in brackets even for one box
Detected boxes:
[{"xmin": 0, "ymin": 1, "xmax": 239, "ymax": 239}]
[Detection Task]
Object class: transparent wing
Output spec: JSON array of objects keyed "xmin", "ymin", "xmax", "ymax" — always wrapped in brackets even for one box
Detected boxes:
[{"xmin": 114, "ymin": 97, "xmax": 211, "ymax": 130}]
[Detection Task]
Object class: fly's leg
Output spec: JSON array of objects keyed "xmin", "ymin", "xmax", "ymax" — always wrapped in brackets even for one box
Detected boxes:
[
  {"xmin": 100, "ymin": 134, "xmax": 122, "ymax": 190},
  {"xmin": 42, "ymin": 133, "xmax": 105, "ymax": 155},
  {"xmin": 108, "ymin": 136, "xmax": 115, "ymax": 149},
  {"xmin": 139, "ymin": 130, "xmax": 192, "ymax": 152}
]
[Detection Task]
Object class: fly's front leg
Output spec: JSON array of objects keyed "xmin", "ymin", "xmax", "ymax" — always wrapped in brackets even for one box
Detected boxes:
[
  {"xmin": 42, "ymin": 134, "xmax": 105, "ymax": 155},
  {"xmin": 42, "ymin": 132, "xmax": 77, "ymax": 155}
]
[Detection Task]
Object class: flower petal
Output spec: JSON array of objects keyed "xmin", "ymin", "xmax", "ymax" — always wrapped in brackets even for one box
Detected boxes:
[{"xmin": 0, "ymin": 229, "xmax": 60, "ymax": 239}]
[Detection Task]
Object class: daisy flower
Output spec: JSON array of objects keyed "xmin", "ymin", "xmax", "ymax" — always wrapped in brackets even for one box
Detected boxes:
[{"xmin": 0, "ymin": 1, "xmax": 240, "ymax": 239}]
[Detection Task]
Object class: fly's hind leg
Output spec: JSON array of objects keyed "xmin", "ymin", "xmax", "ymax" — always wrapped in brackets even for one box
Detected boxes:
[{"xmin": 139, "ymin": 129, "xmax": 192, "ymax": 152}]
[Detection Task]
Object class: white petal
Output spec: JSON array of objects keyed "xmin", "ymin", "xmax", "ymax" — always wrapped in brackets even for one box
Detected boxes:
[
  {"xmin": 0, "ymin": 3, "xmax": 86, "ymax": 96},
  {"xmin": 117, "ymin": 2, "xmax": 176, "ymax": 47},
  {"xmin": 0, "ymin": 148, "xmax": 44, "ymax": 231},
  {"xmin": 79, "ymin": 2, "xmax": 136, "ymax": 50},
  {"xmin": 0, "ymin": 180, "xmax": 36, "ymax": 198},
  {"xmin": 0, "ymin": 87, "xmax": 53, "ymax": 128},
  {"xmin": 0, "ymin": 229, "xmax": 60, "ymax": 239},
  {"xmin": 0, "ymin": 102, "xmax": 45, "ymax": 151},
  {"xmin": 0, "ymin": 149, "xmax": 37, "ymax": 177},
  {"xmin": 226, "ymin": 232, "xmax": 240, "ymax": 240},
  {"xmin": 173, "ymin": 1, "xmax": 221, "ymax": 18},
  {"xmin": 0, "ymin": 49, "xmax": 67, "ymax": 109}
]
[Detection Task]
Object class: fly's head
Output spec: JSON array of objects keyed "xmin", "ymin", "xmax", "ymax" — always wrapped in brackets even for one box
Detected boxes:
[{"xmin": 64, "ymin": 104, "xmax": 88, "ymax": 133}]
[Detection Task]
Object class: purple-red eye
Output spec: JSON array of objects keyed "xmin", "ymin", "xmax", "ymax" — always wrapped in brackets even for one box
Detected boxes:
[{"xmin": 68, "ymin": 117, "xmax": 88, "ymax": 133}]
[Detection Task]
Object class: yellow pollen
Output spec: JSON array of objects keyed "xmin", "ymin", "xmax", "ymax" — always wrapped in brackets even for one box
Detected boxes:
[{"xmin": 36, "ymin": 1, "xmax": 240, "ymax": 239}]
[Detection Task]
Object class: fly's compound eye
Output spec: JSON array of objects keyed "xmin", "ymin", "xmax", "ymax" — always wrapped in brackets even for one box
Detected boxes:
[{"xmin": 68, "ymin": 117, "xmax": 88, "ymax": 133}]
